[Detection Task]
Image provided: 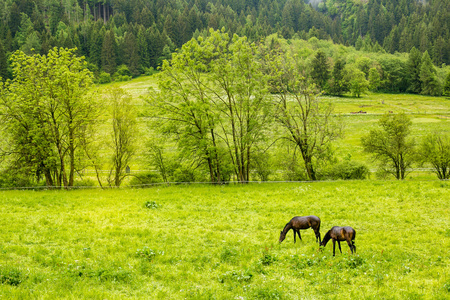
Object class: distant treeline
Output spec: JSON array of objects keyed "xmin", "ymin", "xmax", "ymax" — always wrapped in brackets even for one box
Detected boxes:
[{"xmin": 0, "ymin": 0, "xmax": 450, "ymax": 82}]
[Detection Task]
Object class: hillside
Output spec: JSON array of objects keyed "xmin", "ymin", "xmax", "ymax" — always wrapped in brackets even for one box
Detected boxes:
[{"xmin": 1, "ymin": 0, "xmax": 450, "ymax": 82}]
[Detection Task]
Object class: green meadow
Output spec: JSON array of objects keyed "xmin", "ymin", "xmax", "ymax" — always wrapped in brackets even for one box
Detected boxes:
[
  {"xmin": 113, "ymin": 75, "xmax": 450, "ymax": 180},
  {"xmin": 1, "ymin": 181, "xmax": 449, "ymax": 299}
]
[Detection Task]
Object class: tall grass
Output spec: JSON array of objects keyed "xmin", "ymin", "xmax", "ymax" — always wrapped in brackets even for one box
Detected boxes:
[{"xmin": 1, "ymin": 181, "xmax": 449, "ymax": 299}]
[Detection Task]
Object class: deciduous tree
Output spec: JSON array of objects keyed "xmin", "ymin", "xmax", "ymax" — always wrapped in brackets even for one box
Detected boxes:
[
  {"xmin": 106, "ymin": 87, "xmax": 137, "ymax": 187},
  {"xmin": 420, "ymin": 51, "xmax": 441, "ymax": 96},
  {"xmin": 0, "ymin": 47, "xmax": 97, "ymax": 188},
  {"xmin": 267, "ymin": 49, "xmax": 343, "ymax": 181},
  {"xmin": 361, "ymin": 113, "xmax": 416, "ymax": 180},
  {"xmin": 419, "ymin": 132, "xmax": 450, "ymax": 180}
]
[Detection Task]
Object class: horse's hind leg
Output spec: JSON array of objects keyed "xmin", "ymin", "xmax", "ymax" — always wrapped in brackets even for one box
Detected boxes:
[
  {"xmin": 347, "ymin": 240, "xmax": 354, "ymax": 254},
  {"xmin": 352, "ymin": 240, "xmax": 356, "ymax": 253},
  {"xmin": 314, "ymin": 229, "xmax": 321, "ymax": 244},
  {"xmin": 298, "ymin": 230, "xmax": 302, "ymax": 241},
  {"xmin": 338, "ymin": 241, "xmax": 342, "ymax": 254}
]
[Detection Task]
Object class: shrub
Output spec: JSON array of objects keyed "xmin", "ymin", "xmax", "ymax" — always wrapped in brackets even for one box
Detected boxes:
[
  {"xmin": 98, "ymin": 72, "xmax": 111, "ymax": 84},
  {"xmin": 172, "ymin": 167, "xmax": 197, "ymax": 183},
  {"xmin": 0, "ymin": 170, "xmax": 37, "ymax": 188},
  {"xmin": 128, "ymin": 172, "xmax": 163, "ymax": 186},
  {"xmin": 74, "ymin": 178, "xmax": 97, "ymax": 187},
  {"xmin": 143, "ymin": 67, "xmax": 158, "ymax": 76},
  {"xmin": 325, "ymin": 160, "xmax": 369, "ymax": 180}
]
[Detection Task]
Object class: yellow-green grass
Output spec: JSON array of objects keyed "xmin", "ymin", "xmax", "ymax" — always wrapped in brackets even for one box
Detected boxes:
[{"xmin": 1, "ymin": 181, "xmax": 449, "ymax": 299}]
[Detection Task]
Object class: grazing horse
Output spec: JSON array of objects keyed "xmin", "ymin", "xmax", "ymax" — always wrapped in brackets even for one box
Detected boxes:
[
  {"xmin": 320, "ymin": 226, "xmax": 356, "ymax": 256},
  {"xmin": 279, "ymin": 215, "xmax": 321, "ymax": 244}
]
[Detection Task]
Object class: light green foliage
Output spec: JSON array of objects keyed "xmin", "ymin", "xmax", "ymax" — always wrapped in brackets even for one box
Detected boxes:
[
  {"xmin": 106, "ymin": 87, "xmax": 137, "ymax": 187},
  {"xmin": 0, "ymin": 47, "xmax": 96, "ymax": 187},
  {"xmin": 346, "ymin": 65, "xmax": 369, "ymax": 97},
  {"xmin": 362, "ymin": 113, "xmax": 416, "ymax": 180},
  {"xmin": 149, "ymin": 29, "xmax": 271, "ymax": 183},
  {"xmin": 443, "ymin": 71, "xmax": 450, "ymax": 97},
  {"xmin": 368, "ymin": 67, "xmax": 381, "ymax": 91},
  {"xmin": 266, "ymin": 49, "xmax": 343, "ymax": 181},
  {"xmin": 98, "ymin": 71, "xmax": 111, "ymax": 84},
  {"xmin": 419, "ymin": 132, "xmax": 450, "ymax": 179},
  {"xmin": 0, "ymin": 181, "xmax": 449, "ymax": 298}
]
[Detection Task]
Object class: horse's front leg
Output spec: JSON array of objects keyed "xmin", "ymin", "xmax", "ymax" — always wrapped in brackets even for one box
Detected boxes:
[
  {"xmin": 332, "ymin": 239, "xmax": 336, "ymax": 256},
  {"xmin": 293, "ymin": 230, "xmax": 296, "ymax": 243},
  {"xmin": 298, "ymin": 230, "xmax": 302, "ymax": 241},
  {"xmin": 338, "ymin": 241, "xmax": 342, "ymax": 254}
]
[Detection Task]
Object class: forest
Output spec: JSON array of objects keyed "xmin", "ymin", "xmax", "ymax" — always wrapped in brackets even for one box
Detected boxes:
[
  {"xmin": 1, "ymin": 0, "xmax": 450, "ymax": 81},
  {"xmin": 0, "ymin": 0, "xmax": 450, "ymax": 188}
]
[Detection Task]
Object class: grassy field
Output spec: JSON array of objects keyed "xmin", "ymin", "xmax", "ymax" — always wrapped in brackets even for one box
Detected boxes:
[
  {"xmin": 1, "ymin": 181, "xmax": 449, "ymax": 299},
  {"xmin": 95, "ymin": 75, "xmax": 450, "ymax": 181}
]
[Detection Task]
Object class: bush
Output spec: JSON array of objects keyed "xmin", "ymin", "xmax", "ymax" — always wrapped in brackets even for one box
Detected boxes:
[
  {"xmin": 74, "ymin": 178, "xmax": 97, "ymax": 187},
  {"xmin": 98, "ymin": 72, "xmax": 111, "ymax": 84},
  {"xmin": 324, "ymin": 160, "xmax": 369, "ymax": 180},
  {"xmin": 113, "ymin": 75, "xmax": 132, "ymax": 82},
  {"xmin": 0, "ymin": 169, "xmax": 37, "ymax": 188},
  {"xmin": 128, "ymin": 172, "xmax": 163, "ymax": 186},
  {"xmin": 143, "ymin": 67, "xmax": 158, "ymax": 76},
  {"xmin": 172, "ymin": 167, "xmax": 197, "ymax": 183}
]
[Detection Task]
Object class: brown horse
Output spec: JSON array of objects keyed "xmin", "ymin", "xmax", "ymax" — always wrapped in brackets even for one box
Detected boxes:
[
  {"xmin": 279, "ymin": 216, "xmax": 321, "ymax": 244},
  {"xmin": 320, "ymin": 226, "xmax": 356, "ymax": 256}
]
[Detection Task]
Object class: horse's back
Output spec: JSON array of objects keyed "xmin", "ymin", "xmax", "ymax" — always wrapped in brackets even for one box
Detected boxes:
[
  {"xmin": 290, "ymin": 215, "xmax": 320, "ymax": 229},
  {"xmin": 343, "ymin": 226, "xmax": 356, "ymax": 239}
]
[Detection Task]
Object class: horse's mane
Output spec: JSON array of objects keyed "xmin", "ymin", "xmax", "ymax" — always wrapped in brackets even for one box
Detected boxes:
[
  {"xmin": 321, "ymin": 230, "xmax": 332, "ymax": 246},
  {"xmin": 282, "ymin": 222, "xmax": 292, "ymax": 233}
]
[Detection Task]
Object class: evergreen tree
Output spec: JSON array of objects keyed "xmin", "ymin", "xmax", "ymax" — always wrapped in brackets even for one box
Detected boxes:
[
  {"xmin": 432, "ymin": 36, "xmax": 445, "ymax": 65},
  {"xmin": 123, "ymin": 32, "xmax": 140, "ymax": 77},
  {"xmin": 137, "ymin": 28, "xmax": 150, "ymax": 69},
  {"xmin": 420, "ymin": 51, "xmax": 441, "ymax": 96},
  {"xmin": 407, "ymin": 47, "xmax": 422, "ymax": 94},
  {"xmin": 101, "ymin": 29, "xmax": 117, "ymax": 74},
  {"xmin": 310, "ymin": 49, "xmax": 329, "ymax": 90},
  {"xmin": 89, "ymin": 29, "xmax": 104, "ymax": 69},
  {"xmin": 328, "ymin": 58, "xmax": 348, "ymax": 96},
  {"xmin": 0, "ymin": 39, "xmax": 8, "ymax": 81},
  {"xmin": 8, "ymin": 3, "xmax": 21, "ymax": 36}
]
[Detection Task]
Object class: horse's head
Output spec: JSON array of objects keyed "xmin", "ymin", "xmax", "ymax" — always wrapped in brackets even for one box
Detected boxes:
[{"xmin": 279, "ymin": 231, "xmax": 286, "ymax": 243}]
